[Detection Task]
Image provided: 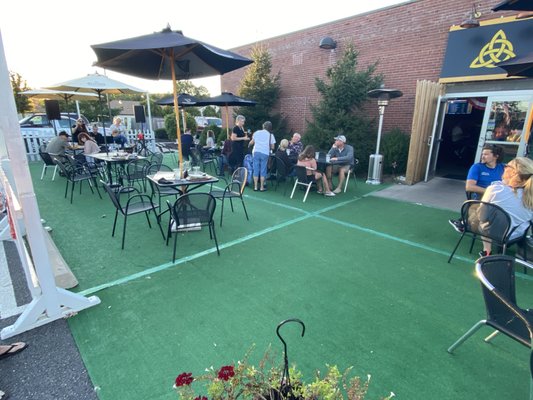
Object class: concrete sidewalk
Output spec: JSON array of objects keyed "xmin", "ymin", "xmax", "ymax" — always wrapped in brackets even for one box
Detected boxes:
[{"xmin": 0, "ymin": 240, "xmax": 97, "ymax": 400}]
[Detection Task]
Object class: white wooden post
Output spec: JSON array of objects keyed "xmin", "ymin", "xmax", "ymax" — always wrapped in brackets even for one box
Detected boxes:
[{"xmin": 0, "ymin": 29, "xmax": 100, "ymax": 340}]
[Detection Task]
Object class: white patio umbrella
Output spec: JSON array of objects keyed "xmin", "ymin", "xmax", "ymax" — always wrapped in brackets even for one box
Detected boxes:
[
  {"xmin": 21, "ymin": 89, "xmax": 98, "ymax": 133},
  {"xmin": 46, "ymin": 73, "xmax": 145, "ymax": 151}
]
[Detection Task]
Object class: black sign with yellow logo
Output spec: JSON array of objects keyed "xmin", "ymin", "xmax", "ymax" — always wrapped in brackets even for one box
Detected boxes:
[{"xmin": 440, "ymin": 16, "xmax": 533, "ymax": 83}]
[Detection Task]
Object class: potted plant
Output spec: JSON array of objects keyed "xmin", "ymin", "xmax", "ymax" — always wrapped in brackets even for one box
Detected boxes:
[{"xmin": 173, "ymin": 346, "xmax": 394, "ymax": 400}]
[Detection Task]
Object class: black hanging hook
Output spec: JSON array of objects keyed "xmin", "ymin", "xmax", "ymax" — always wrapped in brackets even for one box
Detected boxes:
[{"xmin": 276, "ymin": 318, "xmax": 305, "ymax": 391}]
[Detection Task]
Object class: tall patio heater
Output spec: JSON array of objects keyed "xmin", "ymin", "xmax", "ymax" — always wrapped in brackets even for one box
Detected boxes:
[{"xmin": 366, "ymin": 85, "xmax": 403, "ymax": 185}]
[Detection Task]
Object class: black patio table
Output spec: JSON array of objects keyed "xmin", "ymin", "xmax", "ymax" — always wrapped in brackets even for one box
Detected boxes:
[
  {"xmin": 91, "ymin": 152, "xmax": 147, "ymax": 185},
  {"xmin": 146, "ymin": 172, "xmax": 219, "ymax": 219}
]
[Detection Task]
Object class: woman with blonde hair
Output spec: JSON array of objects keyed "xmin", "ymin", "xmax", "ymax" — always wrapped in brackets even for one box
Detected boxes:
[
  {"xmin": 297, "ymin": 145, "xmax": 335, "ymax": 197},
  {"xmin": 480, "ymin": 157, "xmax": 533, "ymax": 256}
]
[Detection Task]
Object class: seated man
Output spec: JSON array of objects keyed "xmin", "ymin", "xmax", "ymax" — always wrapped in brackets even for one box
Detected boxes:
[
  {"xmin": 111, "ymin": 129, "xmax": 128, "ymax": 148},
  {"xmin": 449, "ymin": 144, "xmax": 505, "ymax": 232},
  {"xmin": 325, "ymin": 134, "xmax": 354, "ymax": 194},
  {"xmin": 45, "ymin": 131, "xmax": 71, "ymax": 162},
  {"xmin": 287, "ymin": 132, "xmax": 303, "ymax": 163}
]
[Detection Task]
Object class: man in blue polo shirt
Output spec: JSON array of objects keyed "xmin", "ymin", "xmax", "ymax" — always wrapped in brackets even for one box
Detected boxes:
[
  {"xmin": 465, "ymin": 144, "xmax": 505, "ymax": 199},
  {"xmin": 449, "ymin": 144, "xmax": 504, "ymax": 232}
]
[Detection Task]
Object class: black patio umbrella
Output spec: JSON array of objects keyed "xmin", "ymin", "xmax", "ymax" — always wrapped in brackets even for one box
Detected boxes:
[
  {"xmin": 91, "ymin": 25, "xmax": 253, "ymax": 171},
  {"xmin": 493, "ymin": 0, "xmax": 533, "ymax": 11},
  {"xmin": 496, "ymin": 52, "xmax": 533, "ymax": 77},
  {"xmin": 156, "ymin": 93, "xmax": 199, "ymax": 129},
  {"xmin": 194, "ymin": 92, "xmax": 256, "ymax": 137}
]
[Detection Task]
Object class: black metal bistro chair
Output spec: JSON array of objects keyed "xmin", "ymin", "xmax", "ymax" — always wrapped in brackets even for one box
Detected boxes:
[
  {"xmin": 447, "ymin": 255, "xmax": 533, "ymax": 399},
  {"xmin": 38, "ymin": 144, "xmax": 58, "ymax": 181},
  {"xmin": 268, "ymin": 155, "xmax": 290, "ymax": 194},
  {"xmin": 102, "ymin": 181, "xmax": 164, "ymax": 249},
  {"xmin": 52, "ymin": 156, "xmax": 102, "ymax": 204},
  {"xmin": 448, "ymin": 200, "xmax": 529, "ymax": 263},
  {"xmin": 209, "ymin": 167, "xmax": 249, "ymax": 227},
  {"xmin": 166, "ymin": 193, "xmax": 219, "ymax": 262}
]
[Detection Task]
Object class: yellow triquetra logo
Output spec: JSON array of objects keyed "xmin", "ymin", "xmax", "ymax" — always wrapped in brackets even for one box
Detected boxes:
[{"xmin": 470, "ymin": 29, "xmax": 516, "ymax": 69}]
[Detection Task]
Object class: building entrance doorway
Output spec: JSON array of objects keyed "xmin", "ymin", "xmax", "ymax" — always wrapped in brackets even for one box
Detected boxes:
[
  {"xmin": 435, "ymin": 98, "xmax": 486, "ymax": 180},
  {"xmin": 425, "ymin": 91, "xmax": 533, "ymax": 182}
]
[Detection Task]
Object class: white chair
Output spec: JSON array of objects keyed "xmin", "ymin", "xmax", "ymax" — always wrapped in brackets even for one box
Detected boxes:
[
  {"xmin": 39, "ymin": 144, "xmax": 58, "ymax": 181},
  {"xmin": 343, "ymin": 158, "xmax": 359, "ymax": 193},
  {"xmin": 290, "ymin": 165, "xmax": 316, "ymax": 202}
]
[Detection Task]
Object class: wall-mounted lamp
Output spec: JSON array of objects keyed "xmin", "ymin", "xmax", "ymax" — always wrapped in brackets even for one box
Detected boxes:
[
  {"xmin": 460, "ymin": 4, "xmax": 482, "ymax": 28},
  {"xmin": 319, "ymin": 37, "xmax": 337, "ymax": 50}
]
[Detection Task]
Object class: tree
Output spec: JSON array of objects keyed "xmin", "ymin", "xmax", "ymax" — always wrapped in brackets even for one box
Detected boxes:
[
  {"xmin": 235, "ymin": 45, "xmax": 286, "ymax": 137},
  {"xmin": 10, "ymin": 71, "xmax": 32, "ymax": 115},
  {"xmin": 305, "ymin": 43, "xmax": 383, "ymax": 169}
]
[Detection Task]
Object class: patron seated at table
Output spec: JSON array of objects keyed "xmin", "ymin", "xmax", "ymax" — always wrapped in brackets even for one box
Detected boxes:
[
  {"xmin": 111, "ymin": 129, "xmax": 128, "ymax": 148},
  {"xmin": 326, "ymin": 134, "xmax": 354, "ymax": 194},
  {"xmin": 78, "ymin": 132, "xmax": 100, "ymax": 163},
  {"xmin": 46, "ymin": 131, "xmax": 71, "ymax": 162},
  {"xmin": 89, "ymin": 124, "xmax": 106, "ymax": 145},
  {"xmin": 288, "ymin": 132, "xmax": 303, "ymax": 161},
  {"xmin": 297, "ymin": 145, "xmax": 335, "ymax": 197},
  {"xmin": 275, "ymin": 139, "xmax": 292, "ymax": 169}
]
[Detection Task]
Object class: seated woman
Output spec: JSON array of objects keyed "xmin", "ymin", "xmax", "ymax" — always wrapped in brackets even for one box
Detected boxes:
[
  {"xmin": 479, "ymin": 157, "xmax": 533, "ymax": 257},
  {"xmin": 275, "ymin": 139, "xmax": 292, "ymax": 168},
  {"xmin": 297, "ymin": 145, "xmax": 335, "ymax": 197},
  {"xmin": 78, "ymin": 132, "xmax": 100, "ymax": 163},
  {"xmin": 204, "ymin": 130, "xmax": 216, "ymax": 149}
]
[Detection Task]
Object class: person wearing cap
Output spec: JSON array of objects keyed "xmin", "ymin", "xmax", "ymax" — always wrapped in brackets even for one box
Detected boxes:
[
  {"xmin": 46, "ymin": 131, "xmax": 71, "ymax": 158},
  {"xmin": 326, "ymin": 134, "xmax": 354, "ymax": 194}
]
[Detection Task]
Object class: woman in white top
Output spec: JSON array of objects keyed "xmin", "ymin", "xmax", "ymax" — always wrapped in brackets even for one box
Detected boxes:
[
  {"xmin": 204, "ymin": 130, "xmax": 216, "ymax": 149},
  {"xmin": 480, "ymin": 157, "xmax": 533, "ymax": 256},
  {"xmin": 109, "ymin": 117, "xmax": 126, "ymax": 135}
]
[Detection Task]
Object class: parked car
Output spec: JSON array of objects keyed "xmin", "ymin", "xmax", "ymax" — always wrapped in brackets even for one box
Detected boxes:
[
  {"xmin": 19, "ymin": 113, "xmax": 90, "ymax": 132},
  {"xmin": 194, "ymin": 116, "xmax": 222, "ymax": 130}
]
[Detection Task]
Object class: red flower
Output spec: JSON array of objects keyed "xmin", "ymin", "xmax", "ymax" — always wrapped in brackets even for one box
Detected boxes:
[
  {"xmin": 217, "ymin": 365, "xmax": 235, "ymax": 381},
  {"xmin": 175, "ymin": 372, "xmax": 194, "ymax": 386},
  {"xmin": 194, "ymin": 397, "xmax": 208, "ymax": 400}
]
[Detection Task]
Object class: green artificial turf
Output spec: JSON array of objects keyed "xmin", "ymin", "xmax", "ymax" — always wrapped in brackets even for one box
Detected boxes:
[{"xmin": 27, "ymin": 160, "xmax": 533, "ymax": 399}]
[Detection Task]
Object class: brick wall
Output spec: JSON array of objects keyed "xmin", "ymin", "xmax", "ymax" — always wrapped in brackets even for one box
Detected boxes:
[{"xmin": 221, "ymin": 0, "xmax": 506, "ymax": 136}]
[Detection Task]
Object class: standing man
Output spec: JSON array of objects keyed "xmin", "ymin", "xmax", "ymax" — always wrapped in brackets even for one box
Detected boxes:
[
  {"xmin": 249, "ymin": 121, "xmax": 276, "ymax": 192},
  {"xmin": 449, "ymin": 144, "xmax": 505, "ymax": 232},
  {"xmin": 326, "ymin": 134, "xmax": 354, "ymax": 194}
]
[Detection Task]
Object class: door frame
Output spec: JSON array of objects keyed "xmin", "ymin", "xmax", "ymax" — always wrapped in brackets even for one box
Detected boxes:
[{"xmin": 425, "ymin": 89, "xmax": 533, "ymax": 181}]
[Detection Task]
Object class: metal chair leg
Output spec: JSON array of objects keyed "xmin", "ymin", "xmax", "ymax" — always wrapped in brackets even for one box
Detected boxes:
[{"xmin": 447, "ymin": 320, "xmax": 486, "ymax": 353}]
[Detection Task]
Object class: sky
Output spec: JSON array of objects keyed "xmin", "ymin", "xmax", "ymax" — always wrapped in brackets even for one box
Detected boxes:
[{"xmin": 1, "ymin": 0, "xmax": 406, "ymax": 96}]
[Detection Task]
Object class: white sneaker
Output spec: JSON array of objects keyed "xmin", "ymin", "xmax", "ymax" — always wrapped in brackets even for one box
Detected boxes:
[
  {"xmin": 325, "ymin": 191, "xmax": 336, "ymax": 197},
  {"xmin": 333, "ymin": 187, "xmax": 342, "ymax": 194}
]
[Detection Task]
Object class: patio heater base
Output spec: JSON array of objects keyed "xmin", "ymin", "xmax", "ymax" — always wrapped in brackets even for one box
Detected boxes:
[{"xmin": 366, "ymin": 154, "xmax": 383, "ymax": 185}]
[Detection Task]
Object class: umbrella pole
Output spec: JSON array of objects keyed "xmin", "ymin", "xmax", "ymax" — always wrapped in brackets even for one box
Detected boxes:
[
  {"xmin": 225, "ymin": 105, "xmax": 230, "ymax": 138},
  {"xmin": 170, "ymin": 50, "xmax": 183, "ymax": 174},
  {"xmin": 98, "ymin": 91, "xmax": 109, "ymax": 155}
]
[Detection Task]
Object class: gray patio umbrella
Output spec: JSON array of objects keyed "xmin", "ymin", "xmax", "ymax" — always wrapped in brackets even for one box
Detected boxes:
[
  {"xmin": 495, "ymin": 52, "xmax": 533, "ymax": 77},
  {"xmin": 194, "ymin": 92, "xmax": 256, "ymax": 137},
  {"xmin": 91, "ymin": 25, "xmax": 253, "ymax": 171},
  {"xmin": 493, "ymin": 0, "xmax": 533, "ymax": 11},
  {"xmin": 46, "ymin": 73, "xmax": 145, "ymax": 152}
]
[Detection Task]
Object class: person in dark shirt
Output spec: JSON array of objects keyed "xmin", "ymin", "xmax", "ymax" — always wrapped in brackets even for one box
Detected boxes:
[
  {"xmin": 89, "ymin": 124, "xmax": 106, "ymax": 145},
  {"xmin": 228, "ymin": 115, "xmax": 250, "ymax": 169},
  {"xmin": 180, "ymin": 128, "xmax": 194, "ymax": 161},
  {"xmin": 72, "ymin": 118, "xmax": 88, "ymax": 143}
]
